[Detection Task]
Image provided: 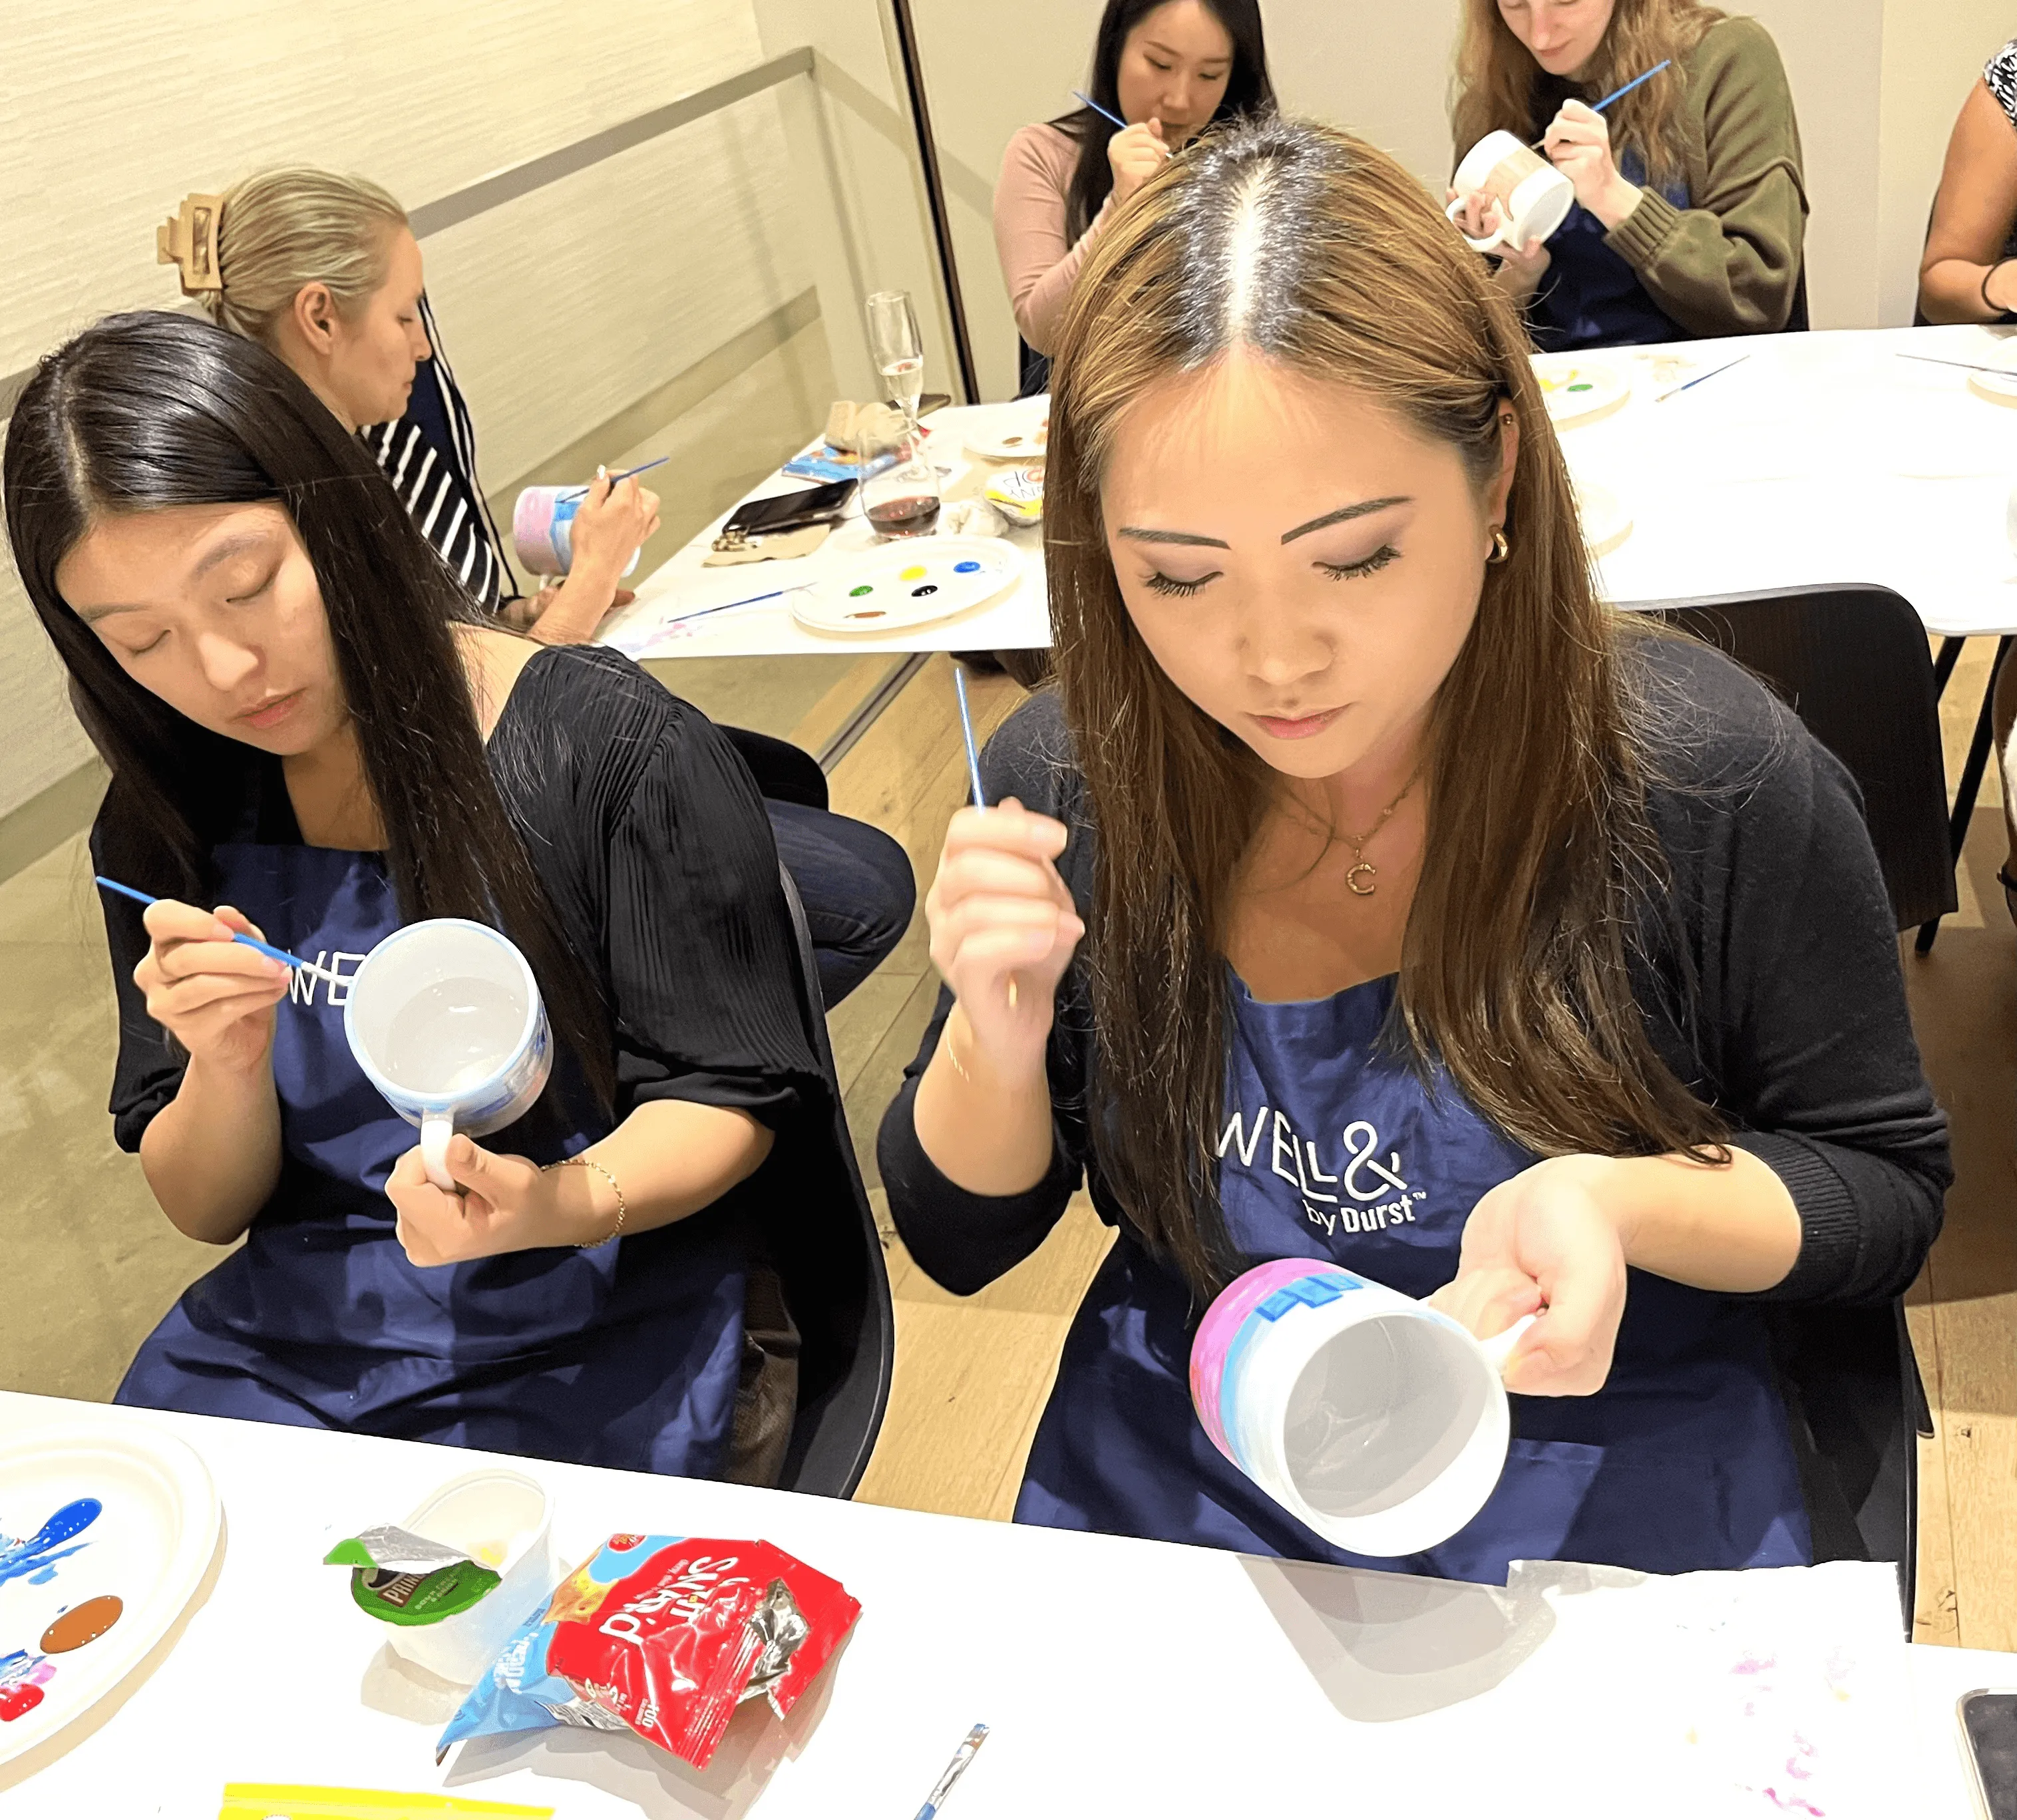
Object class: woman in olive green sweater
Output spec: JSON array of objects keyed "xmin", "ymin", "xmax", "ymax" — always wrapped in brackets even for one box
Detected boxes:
[{"xmin": 1451, "ymin": 2, "xmax": 1807, "ymax": 350}]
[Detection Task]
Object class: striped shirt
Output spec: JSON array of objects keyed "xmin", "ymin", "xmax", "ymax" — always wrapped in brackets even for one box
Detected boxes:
[
  {"xmin": 361, "ymin": 413, "xmax": 502, "ymax": 610},
  {"xmin": 1989, "ymin": 39, "xmax": 2017, "ymax": 128},
  {"xmin": 359, "ymin": 309, "xmax": 513, "ymax": 613}
]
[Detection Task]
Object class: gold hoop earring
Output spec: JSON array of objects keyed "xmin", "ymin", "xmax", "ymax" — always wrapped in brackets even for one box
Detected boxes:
[{"xmin": 1487, "ymin": 526, "xmax": 1511, "ymax": 564}]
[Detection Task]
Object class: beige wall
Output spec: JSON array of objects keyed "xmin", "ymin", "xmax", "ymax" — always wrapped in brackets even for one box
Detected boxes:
[
  {"xmin": 910, "ymin": 0, "xmax": 2005, "ymax": 393},
  {"xmin": 3, "ymin": 0, "xmax": 813, "ymax": 821},
  {"xmin": 754, "ymin": 0, "xmax": 966, "ymax": 403}
]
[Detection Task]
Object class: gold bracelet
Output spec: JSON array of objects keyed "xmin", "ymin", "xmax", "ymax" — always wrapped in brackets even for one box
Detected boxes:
[{"xmin": 545, "ymin": 1153, "xmax": 626, "ymax": 1246}]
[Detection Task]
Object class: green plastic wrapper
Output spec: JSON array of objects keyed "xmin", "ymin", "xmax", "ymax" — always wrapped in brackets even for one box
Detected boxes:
[{"xmin": 323, "ymin": 1525, "xmax": 501, "ymax": 1628}]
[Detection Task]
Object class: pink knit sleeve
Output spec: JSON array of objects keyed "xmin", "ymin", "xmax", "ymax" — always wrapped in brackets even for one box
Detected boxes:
[{"xmin": 993, "ymin": 124, "xmax": 1114, "ymax": 357}]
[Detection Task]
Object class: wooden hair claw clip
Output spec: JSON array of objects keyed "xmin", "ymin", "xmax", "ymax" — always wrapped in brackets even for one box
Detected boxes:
[{"xmin": 156, "ymin": 193, "xmax": 225, "ymax": 294}]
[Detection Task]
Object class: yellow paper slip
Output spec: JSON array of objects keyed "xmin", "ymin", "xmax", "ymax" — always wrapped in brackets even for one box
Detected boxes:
[{"xmin": 219, "ymin": 1788, "xmax": 553, "ymax": 1820}]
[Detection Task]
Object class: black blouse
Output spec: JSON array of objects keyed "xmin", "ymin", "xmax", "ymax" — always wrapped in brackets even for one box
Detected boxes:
[
  {"xmin": 878, "ymin": 633, "xmax": 1952, "ymax": 1307},
  {"xmin": 100, "ymin": 643, "xmax": 823, "ymax": 1150}
]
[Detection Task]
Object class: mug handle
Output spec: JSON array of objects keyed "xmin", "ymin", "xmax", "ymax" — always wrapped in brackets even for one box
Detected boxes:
[
  {"xmin": 1478, "ymin": 1312, "xmax": 1539, "ymax": 1373},
  {"xmin": 421, "ymin": 1109, "xmax": 458, "ymax": 1192},
  {"xmin": 1445, "ymin": 192, "xmax": 1509, "ymax": 254}
]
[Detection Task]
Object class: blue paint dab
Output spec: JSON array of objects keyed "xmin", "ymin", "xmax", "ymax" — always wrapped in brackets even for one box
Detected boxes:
[
  {"xmin": 0, "ymin": 1498, "xmax": 102, "ymax": 1589},
  {"xmin": 954, "ymin": 560, "xmax": 982, "ymax": 574},
  {"xmin": 27, "ymin": 1568, "xmax": 54, "ymax": 1586}
]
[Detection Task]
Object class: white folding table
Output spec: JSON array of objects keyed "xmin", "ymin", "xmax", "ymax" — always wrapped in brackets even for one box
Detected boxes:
[{"xmin": 0, "ymin": 1391, "xmax": 2008, "ymax": 1819}]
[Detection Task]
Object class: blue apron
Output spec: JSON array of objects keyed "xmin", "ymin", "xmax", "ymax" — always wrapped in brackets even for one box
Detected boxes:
[
  {"xmin": 115, "ymin": 841, "xmax": 749, "ymax": 1478},
  {"xmin": 1529, "ymin": 152, "xmax": 1691, "ymax": 352},
  {"xmin": 1015, "ymin": 973, "xmax": 1811, "ymax": 1584}
]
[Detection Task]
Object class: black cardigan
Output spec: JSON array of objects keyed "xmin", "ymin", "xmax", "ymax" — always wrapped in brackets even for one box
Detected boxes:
[{"xmin": 878, "ymin": 634, "xmax": 1950, "ymax": 1308}]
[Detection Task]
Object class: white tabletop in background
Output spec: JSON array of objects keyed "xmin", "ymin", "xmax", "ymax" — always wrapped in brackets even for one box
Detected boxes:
[
  {"xmin": 600, "ymin": 325, "xmax": 2017, "ymax": 661},
  {"xmin": 1572, "ymin": 322, "xmax": 2017, "ymax": 637},
  {"xmin": 1, "ymin": 1391, "xmax": 2008, "ymax": 1819},
  {"xmin": 598, "ymin": 401, "xmax": 1051, "ymax": 662}
]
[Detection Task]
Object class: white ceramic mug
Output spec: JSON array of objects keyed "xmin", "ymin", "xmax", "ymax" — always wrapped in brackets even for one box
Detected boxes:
[
  {"xmin": 1445, "ymin": 130, "xmax": 1576, "ymax": 254},
  {"xmin": 344, "ymin": 919, "xmax": 552, "ymax": 1192},
  {"xmin": 1191, "ymin": 1259, "xmax": 1536, "ymax": 1558},
  {"xmin": 511, "ymin": 484, "xmax": 643, "ymax": 580}
]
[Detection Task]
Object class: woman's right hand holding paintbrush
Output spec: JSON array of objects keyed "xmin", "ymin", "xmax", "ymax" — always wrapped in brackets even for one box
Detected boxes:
[
  {"xmin": 133, "ymin": 898, "xmax": 289, "ymax": 1074},
  {"xmin": 1109, "ymin": 118, "xmax": 1172, "ymax": 206},
  {"xmin": 915, "ymin": 800, "xmax": 1083, "ymax": 1196},
  {"xmin": 130, "ymin": 898, "xmax": 287, "ymax": 1246}
]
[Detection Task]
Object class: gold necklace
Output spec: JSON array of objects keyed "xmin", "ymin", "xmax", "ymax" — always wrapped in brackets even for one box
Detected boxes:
[{"xmin": 1340, "ymin": 769, "xmax": 1421, "ymax": 897}]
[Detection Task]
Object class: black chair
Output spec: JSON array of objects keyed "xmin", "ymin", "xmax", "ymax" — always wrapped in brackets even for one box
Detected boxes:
[
  {"xmin": 1016, "ymin": 337, "xmax": 1051, "ymax": 401},
  {"xmin": 1648, "ymin": 586, "xmax": 1957, "ymax": 934},
  {"xmin": 1648, "ymin": 588, "xmax": 1940, "ymax": 1633},
  {"xmin": 769, "ymin": 866, "xmax": 895, "ymax": 1497},
  {"xmin": 723, "ymin": 725, "xmax": 829, "ymax": 812},
  {"xmin": 1770, "ymin": 1300, "xmax": 1928, "ymax": 1636}
]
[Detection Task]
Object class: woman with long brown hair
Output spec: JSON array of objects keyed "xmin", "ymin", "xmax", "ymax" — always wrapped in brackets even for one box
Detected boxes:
[
  {"xmin": 1449, "ymin": 0, "xmax": 1806, "ymax": 350},
  {"xmin": 878, "ymin": 117, "xmax": 1946, "ymax": 1582}
]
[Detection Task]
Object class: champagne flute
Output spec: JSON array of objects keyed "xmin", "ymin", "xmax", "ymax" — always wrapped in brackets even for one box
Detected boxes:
[{"xmin": 866, "ymin": 290, "xmax": 926, "ymax": 431}]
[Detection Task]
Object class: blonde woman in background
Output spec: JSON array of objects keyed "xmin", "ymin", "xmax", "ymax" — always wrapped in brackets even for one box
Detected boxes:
[
  {"xmin": 168, "ymin": 170, "xmax": 655, "ymax": 643},
  {"xmin": 1450, "ymin": 0, "xmax": 1806, "ymax": 351},
  {"xmin": 160, "ymin": 171, "xmax": 916, "ymax": 1008}
]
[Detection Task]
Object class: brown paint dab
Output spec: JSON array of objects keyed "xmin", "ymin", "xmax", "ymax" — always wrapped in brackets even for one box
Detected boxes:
[{"xmin": 41, "ymin": 1594, "xmax": 122, "ymax": 1653}]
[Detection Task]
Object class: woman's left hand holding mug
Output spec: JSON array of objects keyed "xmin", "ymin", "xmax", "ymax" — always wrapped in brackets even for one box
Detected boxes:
[
  {"xmin": 387, "ymin": 1135, "xmax": 611, "ymax": 1264},
  {"xmin": 1428, "ymin": 1154, "xmax": 1630, "ymax": 1396},
  {"xmin": 1447, "ymin": 190, "xmax": 1553, "ymax": 303},
  {"xmin": 1542, "ymin": 100, "xmax": 1640, "ymax": 226}
]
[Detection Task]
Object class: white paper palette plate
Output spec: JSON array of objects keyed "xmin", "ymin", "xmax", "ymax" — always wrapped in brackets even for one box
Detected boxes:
[
  {"xmin": 1967, "ymin": 365, "xmax": 2017, "ymax": 408},
  {"xmin": 1535, "ymin": 356, "xmax": 1630, "ymax": 427},
  {"xmin": 1574, "ymin": 481, "xmax": 1632, "ymax": 556},
  {"xmin": 964, "ymin": 409, "xmax": 1049, "ymax": 462},
  {"xmin": 0, "ymin": 1422, "xmax": 220, "ymax": 1764},
  {"xmin": 793, "ymin": 536, "xmax": 1023, "ymax": 636}
]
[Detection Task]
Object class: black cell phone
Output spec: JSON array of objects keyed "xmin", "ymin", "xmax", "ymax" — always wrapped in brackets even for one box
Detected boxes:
[
  {"xmin": 721, "ymin": 478, "xmax": 856, "ymax": 539},
  {"xmin": 1961, "ymin": 1690, "xmax": 2017, "ymax": 1819}
]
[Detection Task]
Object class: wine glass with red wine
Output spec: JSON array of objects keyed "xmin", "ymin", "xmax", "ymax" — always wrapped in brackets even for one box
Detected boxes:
[
  {"xmin": 863, "ymin": 432, "xmax": 942, "ymax": 538},
  {"xmin": 866, "ymin": 291, "xmax": 926, "ymax": 431}
]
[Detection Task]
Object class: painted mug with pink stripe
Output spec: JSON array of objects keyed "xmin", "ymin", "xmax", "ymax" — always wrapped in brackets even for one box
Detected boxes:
[{"xmin": 1189, "ymin": 1258, "xmax": 1534, "ymax": 1558}]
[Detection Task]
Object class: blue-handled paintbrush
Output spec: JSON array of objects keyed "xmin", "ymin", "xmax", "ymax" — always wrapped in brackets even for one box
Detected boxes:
[
  {"xmin": 1072, "ymin": 89, "xmax": 1129, "ymax": 132},
  {"xmin": 953, "ymin": 665, "xmax": 986, "ymax": 809},
  {"xmin": 94, "ymin": 876, "xmax": 343, "ymax": 985},
  {"xmin": 559, "ymin": 455, "xmax": 669, "ymax": 502},
  {"xmin": 1532, "ymin": 59, "xmax": 1673, "ymax": 147}
]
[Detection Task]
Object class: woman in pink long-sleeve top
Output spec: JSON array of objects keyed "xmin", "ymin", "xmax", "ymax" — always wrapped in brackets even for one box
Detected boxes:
[{"xmin": 993, "ymin": 0, "xmax": 1274, "ymax": 395}]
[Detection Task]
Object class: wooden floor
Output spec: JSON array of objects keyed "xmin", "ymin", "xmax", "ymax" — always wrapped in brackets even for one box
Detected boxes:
[
  {"xmin": 801, "ymin": 655, "xmax": 1115, "ymax": 1523},
  {"xmin": 828, "ymin": 641, "xmax": 2017, "ymax": 1638}
]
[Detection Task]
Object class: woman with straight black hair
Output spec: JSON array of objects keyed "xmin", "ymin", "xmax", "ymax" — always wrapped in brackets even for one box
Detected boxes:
[
  {"xmin": 994, "ymin": 0, "xmax": 1272, "ymax": 395},
  {"xmin": 5, "ymin": 311, "xmax": 826, "ymax": 1482}
]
